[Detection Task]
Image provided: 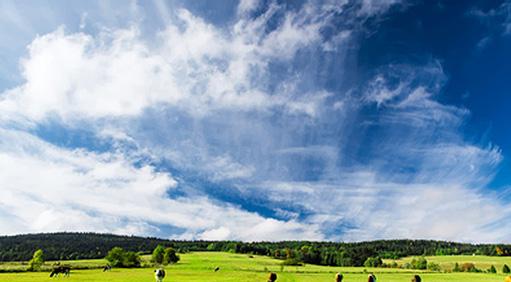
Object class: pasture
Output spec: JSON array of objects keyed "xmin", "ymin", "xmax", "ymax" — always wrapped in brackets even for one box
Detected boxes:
[
  {"xmin": 386, "ymin": 255, "xmax": 511, "ymax": 272},
  {"xmin": 0, "ymin": 252, "xmax": 509, "ymax": 281}
]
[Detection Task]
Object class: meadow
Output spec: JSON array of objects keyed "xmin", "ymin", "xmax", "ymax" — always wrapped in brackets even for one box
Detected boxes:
[
  {"xmin": 0, "ymin": 252, "xmax": 509, "ymax": 281},
  {"xmin": 386, "ymin": 255, "xmax": 511, "ymax": 272}
]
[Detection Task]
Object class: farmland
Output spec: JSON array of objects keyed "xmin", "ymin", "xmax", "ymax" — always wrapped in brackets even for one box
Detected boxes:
[{"xmin": 0, "ymin": 252, "xmax": 509, "ymax": 281}]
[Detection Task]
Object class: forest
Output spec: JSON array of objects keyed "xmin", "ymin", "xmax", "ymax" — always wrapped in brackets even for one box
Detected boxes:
[{"xmin": 0, "ymin": 232, "xmax": 509, "ymax": 267}]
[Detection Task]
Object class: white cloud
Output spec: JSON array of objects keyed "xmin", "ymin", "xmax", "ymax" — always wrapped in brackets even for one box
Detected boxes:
[
  {"xmin": 468, "ymin": 0, "xmax": 511, "ymax": 48},
  {"xmin": 237, "ymin": 0, "xmax": 260, "ymax": 16},
  {"xmin": 0, "ymin": 127, "xmax": 322, "ymax": 240},
  {"xmin": 0, "ymin": 2, "xmax": 348, "ymax": 123}
]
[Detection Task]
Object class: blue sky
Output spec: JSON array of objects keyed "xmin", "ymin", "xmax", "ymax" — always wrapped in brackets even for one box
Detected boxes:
[{"xmin": 0, "ymin": 0, "xmax": 510, "ymax": 242}]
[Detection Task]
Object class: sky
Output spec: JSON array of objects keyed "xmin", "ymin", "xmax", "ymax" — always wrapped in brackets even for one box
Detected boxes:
[{"xmin": 0, "ymin": 0, "xmax": 510, "ymax": 243}]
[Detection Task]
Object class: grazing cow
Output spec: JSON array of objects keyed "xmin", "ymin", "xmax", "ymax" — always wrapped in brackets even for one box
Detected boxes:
[
  {"xmin": 368, "ymin": 273, "xmax": 377, "ymax": 282},
  {"xmin": 268, "ymin": 272, "xmax": 277, "ymax": 282},
  {"xmin": 103, "ymin": 264, "xmax": 112, "ymax": 272},
  {"xmin": 505, "ymin": 276, "xmax": 511, "ymax": 282},
  {"xmin": 214, "ymin": 266, "xmax": 220, "ymax": 272},
  {"xmin": 50, "ymin": 266, "xmax": 71, "ymax": 277},
  {"xmin": 412, "ymin": 274, "xmax": 421, "ymax": 282},
  {"xmin": 335, "ymin": 273, "xmax": 343, "ymax": 282},
  {"xmin": 155, "ymin": 268, "xmax": 166, "ymax": 282}
]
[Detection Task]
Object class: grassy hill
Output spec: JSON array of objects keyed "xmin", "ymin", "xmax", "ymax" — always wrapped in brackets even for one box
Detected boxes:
[
  {"xmin": 386, "ymin": 255, "xmax": 511, "ymax": 272},
  {"xmin": 0, "ymin": 252, "xmax": 509, "ymax": 282}
]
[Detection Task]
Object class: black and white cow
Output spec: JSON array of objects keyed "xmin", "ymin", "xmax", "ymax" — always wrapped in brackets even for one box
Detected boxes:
[{"xmin": 155, "ymin": 268, "xmax": 166, "ymax": 282}]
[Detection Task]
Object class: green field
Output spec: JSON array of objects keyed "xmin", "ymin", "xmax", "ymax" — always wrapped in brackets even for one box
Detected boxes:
[
  {"xmin": 0, "ymin": 252, "xmax": 509, "ymax": 281},
  {"xmin": 386, "ymin": 255, "xmax": 511, "ymax": 272}
]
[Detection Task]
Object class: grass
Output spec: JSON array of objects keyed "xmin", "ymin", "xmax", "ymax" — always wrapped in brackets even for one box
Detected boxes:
[
  {"xmin": 385, "ymin": 255, "xmax": 511, "ymax": 272},
  {"xmin": 0, "ymin": 252, "xmax": 509, "ymax": 281}
]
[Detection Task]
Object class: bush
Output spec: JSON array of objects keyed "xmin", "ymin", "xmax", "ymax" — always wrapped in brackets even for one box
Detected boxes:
[
  {"xmin": 460, "ymin": 263, "xmax": 479, "ymax": 272},
  {"xmin": 123, "ymin": 251, "xmax": 142, "ymax": 268},
  {"xmin": 281, "ymin": 258, "xmax": 304, "ymax": 266},
  {"xmin": 489, "ymin": 265, "xmax": 497, "ymax": 273},
  {"xmin": 105, "ymin": 247, "xmax": 124, "ymax": 267},
  {"xmin": 152, "ymin": 245, "xmax": 165, "ymax": 264},
  {"xmin": 503, "ymin": 264, "xmax": 510, "ymax": 274},
  {"xmin": 363, "ymin": 257, "xmax": 383, "ymax": 268},
  {"xmin": 163, "ymin": 247, "xmax": 180, "ymax": 264},
  {"xmin": 105, "ymin": 247, "xmax": 141, "ymax": 268},
  {"xmin": 410, "ymin": 257, "xmax": 428, "ymax": 270},
  {"xmin": 427, "ymin": 262, "xmax": 442, "ymax": 272}
]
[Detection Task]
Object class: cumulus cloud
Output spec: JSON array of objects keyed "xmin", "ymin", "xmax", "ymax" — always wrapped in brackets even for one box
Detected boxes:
[{"xmin": 0, "ymin": 2, "xmax": 344, "ymax": 123}]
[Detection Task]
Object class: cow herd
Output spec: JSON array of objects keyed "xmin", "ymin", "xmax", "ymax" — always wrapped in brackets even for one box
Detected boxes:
[
  {"xmin": 47, "ymin": 265, "xmax": 511, "ymax": 282},
  {"xmin": 266, "ymin": 273, "xmax": 412, "ymax": 282}
]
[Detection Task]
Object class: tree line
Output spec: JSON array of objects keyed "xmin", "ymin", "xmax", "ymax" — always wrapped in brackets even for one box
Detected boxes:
[{"xmin": 1, "ymin": 232, "xmax": 510, "ymax": 267}]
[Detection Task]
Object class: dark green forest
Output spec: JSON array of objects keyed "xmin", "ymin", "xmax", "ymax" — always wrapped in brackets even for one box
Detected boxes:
[{"xmin": 0, "ymin": 232, "xmax": 510, "ymax": 267}]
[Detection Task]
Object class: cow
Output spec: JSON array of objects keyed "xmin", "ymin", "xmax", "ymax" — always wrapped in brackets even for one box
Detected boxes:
[
  {"xmin": 368, "ymin": 273, "xmax": 377, "ymax": 282},
  {"xmin": 214, "ymin": 266, "xmax": 220, "ymax": 272},
  {"xmin": 49, "ymin": 266, "xmax": 71, "ymax": 277},
  {"xmin": 103, "ymin": 264, "xmax": 112, "ymax": 272},
  {"xmin": 335, "ymin": 273, "xmax": 343, "ymax": 282},
  {"xmin": 268, "ymin": 272, "xmax": 277, "ymax": 282},
  {"xmin": 412, "ymin": 274, "xmax": 421, "ymax": 282},
  {"xmin": 155, "ymin": 268, "xmax": 166, "ymax": 282}
]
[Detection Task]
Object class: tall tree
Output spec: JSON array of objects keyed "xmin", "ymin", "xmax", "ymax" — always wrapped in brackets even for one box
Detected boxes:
[
  {"xmin": 28, "ymin": 249, "xmax": 44, "ymax": 271},
  {"xmin": 163, "ymin": 247, "xmax": 180, "ymax": 264},
  {"xmin": 152, "ymin": 245, "xmax": 165, "ymax": 264}
]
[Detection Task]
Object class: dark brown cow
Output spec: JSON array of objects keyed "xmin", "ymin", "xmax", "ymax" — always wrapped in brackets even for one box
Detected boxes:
[
  {"xmin": 49, "ymin": 266, "xmax": 70, "ymax": 277},
  {"xmin": 268, "ymin": 272, "xmax": 277, "ymax": 282}
]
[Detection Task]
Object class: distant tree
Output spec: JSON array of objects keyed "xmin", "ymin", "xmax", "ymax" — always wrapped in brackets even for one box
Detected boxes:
[
  {"xmin": 489, "ymin": 265, "xmax": 497, "ymax": 273},
  {"xmin": 105, "ymin": 247, "xmax": 125, "ymax": 267},
  {"xmin": 285, "ymin": 248, "xmax": 295, "ymax": 259},
  {"xmin": 225, "ymin": 242, "xmax": 240, "ymax": 253},
  {"xmin": 410, "ymin": 257, "xmax": 427, "ymax": 270},
  {"xmin": 364, "ymin": 257, "xmax": 383, "ymax": 268},
  {"xmin": 105, "ymin": 247, "xmax": 141, "ymax": 268},
  {"xmin": 503, "ymin": 264, "xmax": 510, "ymax": 273},
  {"xmin": 122, "ymin": 251, "xmax": 141, "ymax": 267},
  {"xmin": 152, "ymin": 245, "xmax": 165, "ymax": 264},
  {"xmin": 207, "ymin": 243, "xmax": 218, "ymax": 251},
  {"xmin": 163, "ymin": 247, "xmax": 180, "ymax": 264},
  {"xmin": 28, "ymin": 249, "xmax": 44, "ymax": 271}
]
